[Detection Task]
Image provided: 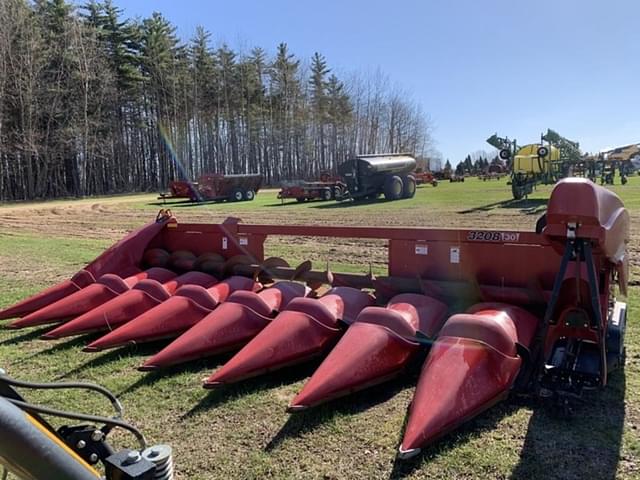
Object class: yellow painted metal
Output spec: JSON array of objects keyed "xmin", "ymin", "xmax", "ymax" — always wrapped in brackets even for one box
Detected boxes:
[
  {"xmin": 513, "ymin": 144, "xmax": 560, "ymax": 175},
  {"xmin": 25, "ymin": 413, "xmax": 102, "ymax": 478}
]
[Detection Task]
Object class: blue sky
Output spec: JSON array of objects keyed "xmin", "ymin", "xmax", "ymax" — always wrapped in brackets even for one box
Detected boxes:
[{"xmin": 113, "ymin": 0, "xmax": 639, "ymax": 163}]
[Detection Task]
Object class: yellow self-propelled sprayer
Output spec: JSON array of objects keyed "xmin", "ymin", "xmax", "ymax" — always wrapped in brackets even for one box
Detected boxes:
[
  {"xmin": 487, "ymin": 129, "xmax": 589, "ymax": 199},
  {"xmin": 488, "ymin": 130, "xmax": 638, "ymax": 199}
]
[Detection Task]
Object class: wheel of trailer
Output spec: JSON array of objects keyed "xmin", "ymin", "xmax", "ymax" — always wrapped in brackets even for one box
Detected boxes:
[
  {"xmin": 512, "ymin": 182, "xmax": 525, "ymax": 200},
  {"xmin": 401, "ymin": 175, "xmax": 416, "ymax": 199},
  {"xmin": 244, "ymin": 189, "xmax": 255, "ymax": 201},
  {"xmin": 535, "ymin": 214, "xmax": 547, "ymax": 234},
  {"xmin": 621, "ymin": 176, "xmax": 628, "ymax": 185},
  {"xmin": 321, "ymin": 188, "xmax": 332, "ymax": 201},
  {"xmin": 383, "ymin": 175, "xmax": 404, "ymax": 201},
  {"xmin": 432, "ymin": 180, "xmax": 438, "ymax": 187},
  {"xmin": 231, "ymin": 187, "xmax": 245, "ymax": 202}
]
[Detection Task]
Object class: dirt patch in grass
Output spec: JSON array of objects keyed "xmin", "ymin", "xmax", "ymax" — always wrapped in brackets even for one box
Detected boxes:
[{"xmin": 0, "ymin": 178, "xmax": 639, "ymax": 479}]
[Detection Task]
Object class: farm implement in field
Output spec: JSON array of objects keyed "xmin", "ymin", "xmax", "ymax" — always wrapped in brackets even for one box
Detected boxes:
[
  {"xmin": 159, "ymin": 173, "xmax": 263, "ymax": 203},
  {"xmin": 413, "ymin": 168, "xmax": 439, "ymax": 187},
  {"xmin": 0, "ymin": 178, "xmax": 629, "ymax": 460},
  {"xmin": 277, "ymin": 153, "xmax": 420, "ymax": 204},
  {"xmin": 488, "ymin": 129, "xmax": 639, "ymax": 200},
  {"xmin": 277, "ymin": 172, "xmax": 347, "ymax": 203}
]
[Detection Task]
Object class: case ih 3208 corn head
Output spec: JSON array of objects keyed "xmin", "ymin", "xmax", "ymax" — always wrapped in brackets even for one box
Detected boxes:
[{"xmin": 0, "ymin": 178, "xmax": 629, "ymax": 470}]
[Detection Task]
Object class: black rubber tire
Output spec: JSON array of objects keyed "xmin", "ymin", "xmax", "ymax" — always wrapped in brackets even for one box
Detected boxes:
[
  {"xmin": 499, "ymin": 149, "xmax": 511, "ymax": 160},
  {"xmin": 535, "ymin": 214, "xmax": 547, "ymax": 234},
  {"xmin": 231, "ymin": 187, "xmax": 245, "ymax": 202},
  {"xmin": 244, "ymin": 189, "xmax": 255, "ymax": 201},
  {"xmin": 383, "ymin": 175, "xmax": 403, "ymax": 201},
  {"xmin": 512, "ymin": 182, "xmax": 525, "ymax": 200},
  {"xmin": 322, "ymin": 188, "xmax": 332, "ymax": 201},
  {"xmin": 400, "ymin": 175, "xmax": 416, "ymax": 198}
]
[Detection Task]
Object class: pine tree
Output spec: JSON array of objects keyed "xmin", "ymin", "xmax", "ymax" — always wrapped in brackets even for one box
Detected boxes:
[
  {"xmin": 270, "ymin": 43, "xmax": 301, "ymax": 179},
  {"xmin": 309, "ymin": 52, "xmax": 329, "ymax": 172},
  {"xmin": 0, "ymin": 3, "xmax": 434, "ymax": 200}
]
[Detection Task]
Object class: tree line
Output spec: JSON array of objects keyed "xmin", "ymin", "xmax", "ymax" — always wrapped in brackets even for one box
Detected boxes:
[
  {"xmin": 0, "ymin": 0, "xmax": 433, "ymax": 201},
  {"xmin": 454, "ymin": 153, "xmax": 504, "ymax": 176}
]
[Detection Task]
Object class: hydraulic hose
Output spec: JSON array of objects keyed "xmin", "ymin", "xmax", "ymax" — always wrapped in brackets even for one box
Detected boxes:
[
  {"xmin": 6, "ymin": 397, "xmax": 147, "ymax": 449},
  {"xmin": 0, "ymin": 372, "xmax": 123, "ymax": 418}
]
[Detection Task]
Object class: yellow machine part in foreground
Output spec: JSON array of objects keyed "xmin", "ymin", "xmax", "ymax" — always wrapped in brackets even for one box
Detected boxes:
[{"xmin": 513, "ymin": 144, "xmax": 560, "ymax": 174}]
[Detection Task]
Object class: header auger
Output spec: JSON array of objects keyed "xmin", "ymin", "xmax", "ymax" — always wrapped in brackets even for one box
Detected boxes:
[{"xmin": 0, "ymin": 178, "xmax": 629, "ymax": 464}]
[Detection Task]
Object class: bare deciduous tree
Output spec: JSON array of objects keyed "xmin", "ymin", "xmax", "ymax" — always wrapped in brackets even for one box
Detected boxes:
[{"xmin": 0, "ymin": 0, "xmax": 434, "ymax": 201}]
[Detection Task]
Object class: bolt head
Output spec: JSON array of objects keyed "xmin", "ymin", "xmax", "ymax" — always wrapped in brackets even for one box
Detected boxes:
[
  {"xmin": 76, "ymin": 440, "xmax": 86, "ymax": 449},
  {"xmin": 90, "ymin": 430, "xmax": 103, "ymax": 442},
  {"xmin": 89, "ymin": 453, "xmax": 99, "ymax": 463},
  {"xmin": 125, "ymin": 450, "xmax": 142, "ymax": 465}
]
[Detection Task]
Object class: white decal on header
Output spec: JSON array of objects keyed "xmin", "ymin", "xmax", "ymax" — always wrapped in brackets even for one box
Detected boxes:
[{"xmin": 415, "ymin": 244, "xmax": 428, "ymax": 255}]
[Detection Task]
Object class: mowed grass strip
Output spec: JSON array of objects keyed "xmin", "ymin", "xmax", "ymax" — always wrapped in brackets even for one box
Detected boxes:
[{"xmin": 0, "ymin": 176, "xmax": 638, "ymax": 479}]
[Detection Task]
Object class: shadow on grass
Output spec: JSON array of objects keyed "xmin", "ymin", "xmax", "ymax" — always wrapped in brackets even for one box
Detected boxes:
[
  {"xmin": 23, "ymin": 334, "xmax": 95, "ymax": 359},
  {"xmin": 117, "ymin": 362, "xmax": 214, "ymax": 398},
  {"xmin": 55, "ymin": 344, "xmax": 153, "ymax": 380},
  {"xmin": 0, "ymin": 325, "xmax": 51, "ymax": 345},
  {"xmin": 38, "ymin": 335, "xmax": 95, "ymax": 355},
  {"xmin": 149, "ymin": 197, "xmax": 271, "ymax": 208},
  {"xmin": 265, "ymin": 376, "xmax": 412, "ymax": 452},
  {"xmin": 147, "ymin": 199, "xmax": 195, "ymax": 207},
  {"xmin": 310, "ymin": 197, "xmax": 395, "ymax": 209},
  {"xmin": 109, "ymin": 341, "xmax": 198, "ymax": 395},
  {"xmin": 114, "ymin": 346, "xmax": 235, "ymax": 398},
  {"xmin": 182, "ymin": 359, "xmax": 323, "ymax": 420},
  {"xmin": 509, "ymin": 368, "xmax": 626, "ymax": 480},
  {"xmin": 162, "ymin": 200, "xmax": 230, "ymax": 208},
  {"xmin": 146, "ymin": 199, "xmax": 230, "ymax": 208},
  {"xmin": 458, "ymin": 198, "xmax": 547, "ymax": 215},
  {"xmin": 261, "ymin": 199, "xmax": 330, "ymax": 207}
]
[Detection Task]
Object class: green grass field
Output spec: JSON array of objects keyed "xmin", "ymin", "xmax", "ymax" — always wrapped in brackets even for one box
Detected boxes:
[{"xmin": 0, "ymin": 177, "xmax": 639, "ymax": 479}]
